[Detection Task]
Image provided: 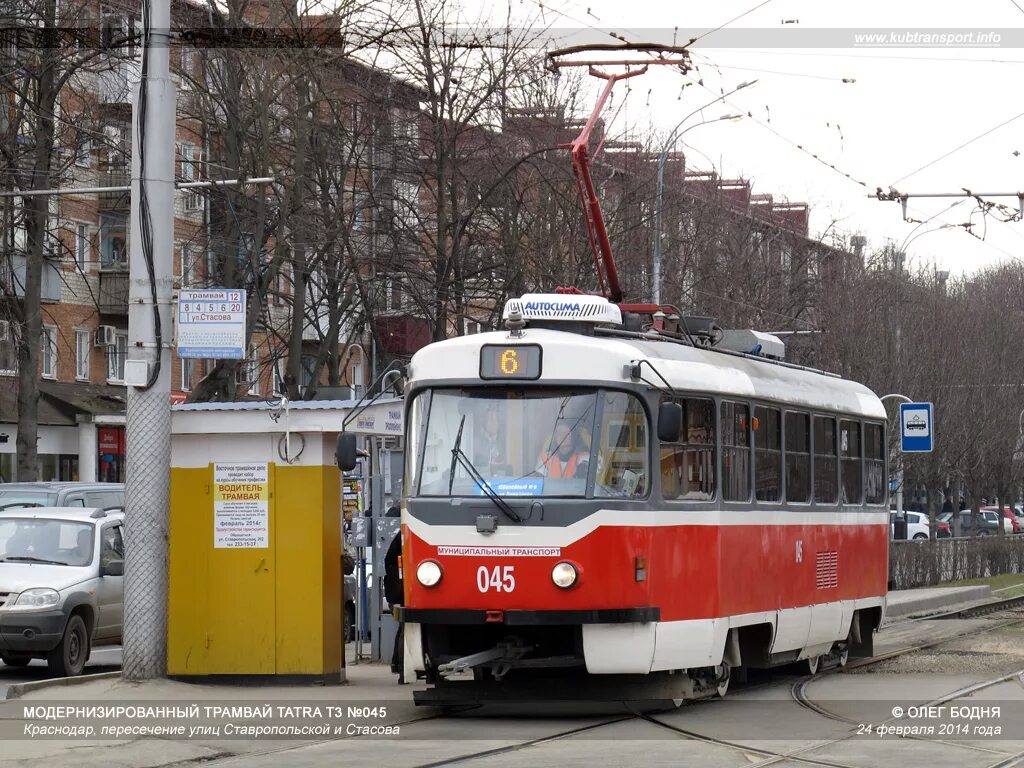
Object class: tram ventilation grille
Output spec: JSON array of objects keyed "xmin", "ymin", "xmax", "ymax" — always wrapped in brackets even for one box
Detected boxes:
[{"xmin": 815, "ymin": 552, "xmax": 838, "ymax": 589}]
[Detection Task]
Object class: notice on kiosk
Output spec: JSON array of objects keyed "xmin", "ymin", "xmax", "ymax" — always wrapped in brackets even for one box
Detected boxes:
[{"xmin": 213, "ymin": 463, "xmax": 269, "ymax": 549}]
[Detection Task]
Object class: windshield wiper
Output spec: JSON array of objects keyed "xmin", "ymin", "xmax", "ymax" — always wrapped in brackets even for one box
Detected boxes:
[
  {"xmin": 447, "ymin": 413, "xmax": 521, "ymax": 523},
  {"xmin": 0, "ymin": 556, "xmax": 70, "ymax": 565},
  {"xmin": 452, "ymin": 448, "xmax": 523, "ymax": 523},
  {"xmin": 448, "ymin": 415, "xmax": 466, "ymax": 495}
]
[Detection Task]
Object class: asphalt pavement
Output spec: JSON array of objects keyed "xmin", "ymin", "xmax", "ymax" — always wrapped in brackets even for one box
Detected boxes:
[{"xmin": 0, "ymin": 646, "xmax": 121, "ymax": 700}]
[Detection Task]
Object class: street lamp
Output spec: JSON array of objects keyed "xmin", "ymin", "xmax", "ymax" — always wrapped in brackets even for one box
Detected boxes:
[{"xmin": 652, "ymin": 80, "xmax": 756, "ymax": 305}]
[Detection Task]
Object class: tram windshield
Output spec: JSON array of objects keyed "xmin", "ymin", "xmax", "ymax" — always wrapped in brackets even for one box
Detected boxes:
[{"xmin": 409, "ymin": 388, "xmax": 649, "ymax": 499}]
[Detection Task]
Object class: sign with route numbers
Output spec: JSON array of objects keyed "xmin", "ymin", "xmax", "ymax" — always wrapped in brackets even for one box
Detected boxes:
[
  {"xmin": 177, "ymin": 289, "xmax": 246, "ymax": 359},
  {"xmin": 213, "ymin": 462, "xmax": 269, "ymax": 549},
  {"xmin": 900, "ymin": 402, "xmax": 934, "ymax": 453}
]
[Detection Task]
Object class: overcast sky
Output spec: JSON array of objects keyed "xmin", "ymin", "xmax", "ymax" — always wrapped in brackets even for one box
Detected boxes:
[{"xmin": 470, "ymin": 0, "xmax": 1024, "ymax": 275}]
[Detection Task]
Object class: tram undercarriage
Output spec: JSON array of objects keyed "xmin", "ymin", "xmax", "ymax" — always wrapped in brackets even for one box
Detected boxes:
[{"xmin": 412, "ymin": 619, "xmax": 862, "ymax": 706}]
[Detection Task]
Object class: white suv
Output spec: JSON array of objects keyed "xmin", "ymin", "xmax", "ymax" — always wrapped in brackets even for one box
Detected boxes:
[{"xmin": 0, "ymin": 507, "xmax": 124, "ymax": 676}]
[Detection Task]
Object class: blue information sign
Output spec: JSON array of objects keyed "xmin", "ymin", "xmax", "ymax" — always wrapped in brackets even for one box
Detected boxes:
[
  {"xmin": 476, "ymin": 477, "xmax": 544, "ymax": 496},
  {"xmin": 900, "ymin": 402, "xmax": 934, "ymax": 453}
]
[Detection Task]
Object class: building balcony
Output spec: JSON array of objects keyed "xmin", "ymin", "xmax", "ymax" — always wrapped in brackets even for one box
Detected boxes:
[
  {"xmin": 98, "ymin": 268, "xmax": 129, "ymax": 314},
  {"xmin": 99, "ymin": 168, "xmax": 131, "ymax": 210}
]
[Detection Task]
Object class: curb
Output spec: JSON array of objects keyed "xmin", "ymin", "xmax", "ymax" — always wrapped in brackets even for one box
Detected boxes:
[
  {"xmin": 5, "ymin": 671, "xmax": 121, "ymax": 701},
  {"xmin": 885, "ymin": 585, "xmax": 992, "ymax": 619}
]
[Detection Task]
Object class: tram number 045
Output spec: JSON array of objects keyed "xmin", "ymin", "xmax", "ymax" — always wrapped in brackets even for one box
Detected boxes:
[{"xmin": 476, "ymin": 565, "xmax": 515, "ymax": 593}]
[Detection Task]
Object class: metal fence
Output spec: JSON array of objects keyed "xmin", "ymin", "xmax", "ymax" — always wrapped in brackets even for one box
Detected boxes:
[{"xmin": 889, "ymin": 534, "xmax": 1024, "ymax": 589}]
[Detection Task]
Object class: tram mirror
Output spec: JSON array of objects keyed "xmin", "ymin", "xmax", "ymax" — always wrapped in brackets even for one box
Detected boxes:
[
  {"xmin": 337, "ymin": 432, "xmax": 358, "ymax": 472},
  {"xmin": 657, "ymin": 401, "xmax": 682, "ymax": 443}
]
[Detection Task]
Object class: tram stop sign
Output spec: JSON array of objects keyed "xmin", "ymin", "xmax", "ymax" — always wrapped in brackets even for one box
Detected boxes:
[{"xmin": 900, "ymin": 402, "xmax": 934, "ymax": 453}]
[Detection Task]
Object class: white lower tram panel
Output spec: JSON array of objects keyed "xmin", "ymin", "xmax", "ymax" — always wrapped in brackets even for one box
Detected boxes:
[{"xmin": 404, "ymin": 596, "xmax": 885, "ymax": 678}]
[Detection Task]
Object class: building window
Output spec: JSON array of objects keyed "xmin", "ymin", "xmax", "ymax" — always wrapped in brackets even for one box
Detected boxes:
[
  {"xmin": 99, "ymin": 213, "xmax": 127, "ymax": 267},
  {"xmin": 107, "ymin": 331, "xmax": 127, "ymax": 382},
  {"xmin": 238, "ymin": 345, "xmax": 259, "ymax": 396},
  {"xmin": 180, "ymin": 244, "xmax": 193, "ymax": 287},
  {"xmin": 76, "ymin": 138, "xmax": 91, "ymax": 168},
  {"xmin": 179, "ymin": 47, "xmax": 194, "ymax": 91},
  {"xmin": 206, "ymin": 249, "xmax": 221, "ymax": 287},
  {"xmin": 41, "ymin": 325, "xmax": 57, "ymax": 379},
  {"xmin": 271, "ymin": 357, "xmax": 285, "ymax": 396},
  {"xmin": 0, "ymin": 322, "xmax": 15, "ymax": 375},
  {"xmin": 75, "ymin": 329, "xmax": 90, "ymax": 380},
  {"xmin": 180, "ymin": 143, "xmax": 196, "ymax": 182},
  {"xmin": 180, "ymin": 357, "xmax": 193, "ymax": 391},
  {"xmin": 75, "ymin": 223, "xmax": 90, "ymax": 269},
  {"xmin": 393, "ymin": 179, "xmax": 419, "ymax": 227}
]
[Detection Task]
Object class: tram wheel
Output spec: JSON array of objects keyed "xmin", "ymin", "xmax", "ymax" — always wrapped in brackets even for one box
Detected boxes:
[
  {"xmin": 837, "ymin": 645, "xmax": 849, "ymax": 668},
  {"xmin": 803, "ymin": 655, "xmax": 820, "ymax": 675},
  {"xmin": 715, "ymin": 664, "xmax": 731, "ymax": 698}
]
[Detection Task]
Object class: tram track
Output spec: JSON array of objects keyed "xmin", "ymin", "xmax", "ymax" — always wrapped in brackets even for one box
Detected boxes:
[
  {"xmin": 201, "ymin": 598, "xmax": 1024, "ymax": 768},
  {"xmin": 414, "ymin": 599, "xmax": 1024, "ymax": 767}
]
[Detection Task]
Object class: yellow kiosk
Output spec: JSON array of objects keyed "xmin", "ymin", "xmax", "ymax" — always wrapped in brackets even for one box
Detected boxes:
[{"xmin": 166, "ymin": 398, "xmax": 402, "ymax": 682}]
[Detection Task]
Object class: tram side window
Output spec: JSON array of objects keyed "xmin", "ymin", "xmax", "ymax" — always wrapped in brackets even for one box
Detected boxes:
[
  {"xmin": 840, "ymin": 420, "xmax": 863, "ymax": 505},
  {"xmin": 754, "ymin": 406, "xmax": 781, "ymax": 502},
  {"xmin": 660, "ymin": 397, "xmax": 715, "ymax": 501},
  {"xmin": 594, "ymin": 391, "xmax": 649, "ymax": 498},
  {"xmin": 864, "ymin": 422, "xmax": 886, "ymax": 505},
  {"xmin": 721, "ymin": 401, "xmax": 751, "ymax": 502},
  {"xmin": 814, "ymin": 415, "xmax": 838, "ymax": 504},
  {"xmin": 785, "ymin": 411, "xmax": 811, "ymax": 503}
]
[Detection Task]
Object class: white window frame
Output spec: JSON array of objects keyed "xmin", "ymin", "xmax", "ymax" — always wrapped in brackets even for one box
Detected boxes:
[
  {"xmin": 75, "ymin": 138, "xmax": 91, "ymax": 168},
  {"xmin": 180, "ymin": 143, "xmax": 196, "ymax": 182},
  {"xmin": 240, "ymin": 344, "xmax": 259, "ymax": 396},
  {"xmin": 75, "ymin": 223, "xmax": 90, "ymax": 270},
  {"xmin": 107, "ymin": 331, "xmax": 128, "ymax": 383},
  {"xmin": 75, "ymin": 329, "xmax": 90, "ymax": 381},
  {"xmin": 0, "ymin": 322, "xmax": 16, "ymax": 375},
  {"xmin": 41, "ymin": 325, "xmax": 57, "ymax": 379},
  {"xmin": 180, "ymin": 356, "xmax": 193, "ymax": 391},
  {"xmin": 179, "ymin": 46, "xmax": 194, "ymax": 91},
  {"xmin": 271, "ymin": 357, "xmax": 285, "ymax": 397}
]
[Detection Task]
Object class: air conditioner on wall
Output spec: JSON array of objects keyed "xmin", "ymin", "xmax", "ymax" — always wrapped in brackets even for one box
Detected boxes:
[{"xmin": 95, "ymin": 325, "xmax": 117, "ymax": 347}]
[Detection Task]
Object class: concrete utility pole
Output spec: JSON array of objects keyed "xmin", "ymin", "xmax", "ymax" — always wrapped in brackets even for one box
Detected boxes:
[{"xmin": 122, "ymin": 0, "xmax": 176, "ymax": 680}]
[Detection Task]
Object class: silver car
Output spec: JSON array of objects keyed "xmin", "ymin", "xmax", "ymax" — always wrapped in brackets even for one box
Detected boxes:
[{"xmin": 0, "ymin": 507, "xmax": 124, "ymax": 676}]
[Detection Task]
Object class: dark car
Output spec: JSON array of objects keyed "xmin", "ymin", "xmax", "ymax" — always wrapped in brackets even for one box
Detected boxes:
[
  {"xmin": 0, "ymin": 483, "xmax": 124, "ymax": 512},
  {"xmin": 943, "ymin": 509, "xmax": 1002, "ymax": 536}
]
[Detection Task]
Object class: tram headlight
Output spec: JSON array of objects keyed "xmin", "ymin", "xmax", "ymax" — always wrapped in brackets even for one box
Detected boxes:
[
  {"xmin": 551, "ymin": 561, "xmax": 578, "ymax": 589},
  {"xmin": 416, "ymin": 560, "xmax": 443, "ymax": 587}
]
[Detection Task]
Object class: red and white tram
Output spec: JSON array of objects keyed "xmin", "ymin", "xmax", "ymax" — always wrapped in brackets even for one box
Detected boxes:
[{"xmin": 393, "ymin": 294, "xmax": 889, "ymax": 703}]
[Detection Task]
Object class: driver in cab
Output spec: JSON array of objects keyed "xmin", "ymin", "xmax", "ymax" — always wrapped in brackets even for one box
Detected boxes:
[{"xmin": 538, "ymin": 421, "xmax": 590, "ymax": 479}]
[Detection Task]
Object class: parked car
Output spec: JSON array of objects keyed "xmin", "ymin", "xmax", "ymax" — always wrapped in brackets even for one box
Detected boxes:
[
  {"xmin": 979, "ymin": 506, "xmax": 1018, "ymax": 534},
  {"xmin": 889, "ymin": 510, "xmax": 951, "ymax": 539},
  {"xmin": 0, "ymin": 506, "xmax": 124, "ymax": 676},
  {"xmin": 943, "ymin": 509, "xmax": 1003, "ymax": 536},
  {"xmin": 0, "ymin": 483, "xmax": 124, "ymax": 512}
]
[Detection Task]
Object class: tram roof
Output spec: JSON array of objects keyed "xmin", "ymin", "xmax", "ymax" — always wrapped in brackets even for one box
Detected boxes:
[{"xmin": 409, "ymin": 328, "xmax": 886, "ymax": 420}]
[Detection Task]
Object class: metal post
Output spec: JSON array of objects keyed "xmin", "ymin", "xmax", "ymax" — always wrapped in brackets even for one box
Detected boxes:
[
  {"xmin": 651, "ymin": 91, "xmax": 752, "ymax": 304},
  {"xmin": 122, "ymin": 0, "xmax": 175, "ymax": 680}
]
